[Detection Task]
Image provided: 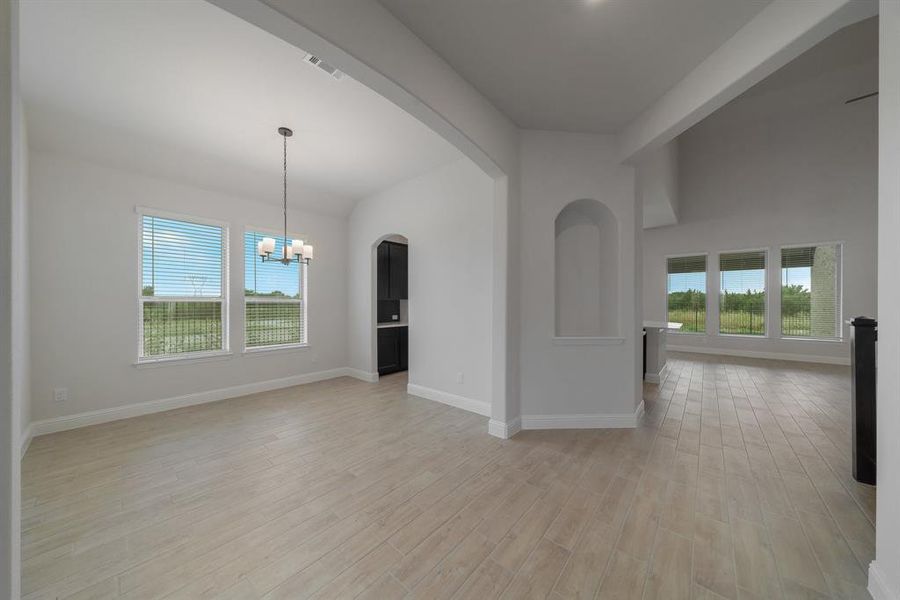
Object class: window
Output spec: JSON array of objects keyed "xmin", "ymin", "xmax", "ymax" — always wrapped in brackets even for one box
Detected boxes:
[
  {"xmin": 666, "ymin": 255, "xmax": 706, "ymax": 333},
  {"xmin": 781, "ymin": 244, "xmax": 842, "ymax": 339},
  {"xmin": 244, "ymin": 231, "xmax": 306, "ymax": 349},
  {"xmin": 140, "ymin": 213, "xmax": 227, "ymax": 359},
  {"xmin": 719, "ymin": 250, "xmax": 766, "ymax": 336}
]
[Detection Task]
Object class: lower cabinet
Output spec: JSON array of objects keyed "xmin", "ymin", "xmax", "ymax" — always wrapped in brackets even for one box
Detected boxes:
[
  {"xmin": 398, "ymin": 327, "xmax": 408, "ymax": 372},
  {"xmin": 377, "ymin": 326, "xmax": 408, "ymax": 375}
]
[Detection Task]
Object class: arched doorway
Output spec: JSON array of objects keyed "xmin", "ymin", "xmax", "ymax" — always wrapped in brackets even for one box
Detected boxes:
[
  {"xmin": 209, "ymin": 0, "xmax": 517, "ymax": 431},
  {"xmin": 372, "ymin": 234, "xmax": 409, "ymax": 378}
]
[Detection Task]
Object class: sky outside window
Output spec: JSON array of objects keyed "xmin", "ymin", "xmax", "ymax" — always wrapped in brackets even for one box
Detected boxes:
[
  {"xmin": 244, "ymin": 231, "xmax": 301, "ymax": 298},
  {"xmin": 667, "ymin": 271, "xmax": 706, "ymax": 293},
  {"xmin": 720, "ymin": 268, "xmax": 766, "ymax": 294},
  {"xmin": 141, "ymin": 216, "xmax": 223, "ymax": 297}
]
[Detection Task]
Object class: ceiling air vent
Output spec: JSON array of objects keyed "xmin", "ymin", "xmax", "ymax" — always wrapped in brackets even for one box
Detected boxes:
[{"xmin": 304, "ymin": 54, "xmax": 343, "ymax": 80}]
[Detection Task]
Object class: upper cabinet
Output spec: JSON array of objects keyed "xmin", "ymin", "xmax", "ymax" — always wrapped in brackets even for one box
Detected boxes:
[
  {"xmin": 377, "ymin": 242, "xmax": 390, "ymax": 299},
  {"xmin": 377, "ymin": 241, "xmax": 408, "ymax": 300}
]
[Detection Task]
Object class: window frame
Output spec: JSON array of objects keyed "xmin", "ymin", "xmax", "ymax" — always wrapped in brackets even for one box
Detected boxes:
[
  {"xmin": 664, "ymin": 252, "xmax": 708, "ymax": 335},
  {"xmin": 778, "ymin": 241, "xmax": 844, "ymax": 342},
  {"xmin": 242, "ymin": 226, "xmax": 309, "ymax": 353},
  {"xmin": 717, "ymin": 247, "xmax": 768, "ymax": 338},
  {"xmin": 135, "ymin": 207, "xmax": 231, "ymax": 364}
]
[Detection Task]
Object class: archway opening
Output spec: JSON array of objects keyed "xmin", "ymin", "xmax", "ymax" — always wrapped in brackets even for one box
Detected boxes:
[{"xmin": 371, "ymin": 234, "xmax": 409, "ymax": 378}]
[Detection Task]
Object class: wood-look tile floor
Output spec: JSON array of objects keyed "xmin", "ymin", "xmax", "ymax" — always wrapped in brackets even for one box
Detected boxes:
[{"xmin": 22, "ymin": 353, "xmax": 875, "ymax": 599}]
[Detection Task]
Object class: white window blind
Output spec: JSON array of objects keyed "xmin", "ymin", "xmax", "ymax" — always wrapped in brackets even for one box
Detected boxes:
[
  {"xmin": 244, "ymin": 231, "xmax": 306, "ymax": 348},
  {"xmin": 719, "ymin": 250, "xmax": 766, "ymax": 336},
  {"xmin": 781, "ymin": 244, "xmax": 842, "ymax": 339},
  {"xmin": 140, "ymin": 214, "xmax": 227, "ymax": 358},
  {"xmin": 666, "ymin": 255, "xmax": 706, "ymax": 333}
]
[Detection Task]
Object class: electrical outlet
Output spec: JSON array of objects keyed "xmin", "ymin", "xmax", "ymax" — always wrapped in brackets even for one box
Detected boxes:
[
  {"xmin": 53, "ymin": 387, "xmax": 67, "ymax": 403},
  {"xmin": 456, "ymin": 372, "xmax": 464, "ymax": 384}
]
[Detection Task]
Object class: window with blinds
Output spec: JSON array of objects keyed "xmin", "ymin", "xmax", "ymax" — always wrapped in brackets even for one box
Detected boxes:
[
  {"xmin": 666, "ymin": 255, "xmax": 706, "ymax": 333},
  {"xmin": 244, "ymin": 231, "xmax": 306, "ymax": 348},
  {"xmin": 719, "ymin": 250, "xmax": 766, "ymax": 336},
  {"xmin": 781, "ymin": 244, "xmax": 841, "ymax": 339},
  {"xmin": 140, "ymin": 213, "xmax": 227, "ymax": 358}
]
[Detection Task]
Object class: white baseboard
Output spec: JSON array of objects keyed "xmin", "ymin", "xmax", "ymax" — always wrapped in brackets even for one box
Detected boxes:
[
  {"xmin": 30, "ymin": 367, "xmax": 356, "ymax": 437},
  {"xmin": 20, "ymin": 423, "xmax": 33, "ymax": 459},
  {"xmin": 522, "ymin": 401, "xmax": 644, "ymax": 430},
  {"xmin": 869, "ymin": 562, "xmax": 899, "ymax": 600},
  {"xmin": 406, "ymin": 383, "xmax": 491, "ymax": 417},
  {"xmin": 345, "ymin": 368, "xmax": 379, "ymax": 383},
  {"xmin": 668, "ymin": 345, "xmax": 850, "ymax": 366},
  {"xmin": 489, "ymin": 417, "xmax": 521, "ymax": 439},
  {"xmin": 644, "ymin": 363, "xmax": 669, "ymax": 384}
]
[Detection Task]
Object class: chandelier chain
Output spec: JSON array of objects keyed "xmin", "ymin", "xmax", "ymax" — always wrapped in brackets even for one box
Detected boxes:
[
  {"xmin": 259, "ymin": 126, "xmax": 311, "ymax": 266},
  {"xmin": 283, "ymin": 131, "xmax": 288, "ymax": 254}
]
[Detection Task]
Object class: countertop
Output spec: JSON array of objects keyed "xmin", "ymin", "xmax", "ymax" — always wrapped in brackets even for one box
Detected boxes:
[
  {"xmin": 643, "ymin": 321, "xmax": 682, "ymax": 330},
  {"xmin": 377, "ymin": 322, "xmax": 409, "ymax": 329}
]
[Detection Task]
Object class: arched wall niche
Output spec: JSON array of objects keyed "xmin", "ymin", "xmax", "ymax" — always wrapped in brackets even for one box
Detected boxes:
[{"xmin": 554, "ymin": 199, "xmax": 619, "ymax": 338}]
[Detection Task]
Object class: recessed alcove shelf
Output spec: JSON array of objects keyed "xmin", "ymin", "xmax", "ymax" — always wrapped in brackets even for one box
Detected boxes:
[{"xmin": 554, "ymin": 198, "xmax": 619, "ymax": 338}]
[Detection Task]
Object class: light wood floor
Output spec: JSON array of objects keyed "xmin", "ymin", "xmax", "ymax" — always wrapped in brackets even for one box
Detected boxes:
[{"xmin": 22, "ymin": 353, "xmax": 875, "ymax": 599}]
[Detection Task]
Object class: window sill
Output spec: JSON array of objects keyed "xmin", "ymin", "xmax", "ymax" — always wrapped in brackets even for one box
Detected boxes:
[
  {"xmin": 717, "ymin": 333, "xmax": 768, "ymax": 339},
  {"xmin": 780, "ymin": 336, "xmax": 844, "ymax": 343},
  {"xmin": 134, "ymin": 351, "xmax": 233, "ymax": 368},
  {"xmin": 553, "ymin": 336, "xmax": 625, "ymax": 346},
  {"xmin": 242, "ymin": 343, "xmax": 310, "ymax": 355},
  {"xmin": 668, "ymin": 330, "xmax": 705, "ymax": 335}
]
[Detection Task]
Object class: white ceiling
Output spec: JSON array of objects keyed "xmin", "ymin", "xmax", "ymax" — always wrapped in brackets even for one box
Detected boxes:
[
  {"xmin": 19, "ymin": 0, "xmax": 462, "ymax": 216},
  {"xmin": 379, "ymin": 0, "xmax": 774, "ymax": 133}
]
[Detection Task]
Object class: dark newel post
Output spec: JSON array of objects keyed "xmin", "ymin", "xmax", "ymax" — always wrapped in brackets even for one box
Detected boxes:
[{"xmin": 850, "ymin": 316, "xmax": 877, "ymax": 485}]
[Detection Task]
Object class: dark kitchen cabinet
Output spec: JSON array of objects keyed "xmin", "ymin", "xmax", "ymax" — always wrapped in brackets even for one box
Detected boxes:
[
  {"xmin": 378, "ymin": 326, "xmax": 408, "ymax": 375},
  {"xmin": 377, "ymin": 241, "xmax": 407, "ymax": 301},
  {"xmin": 377, "ymin": 241, "xmax": 408, "ymax": 375},
  {"xmin": 389, "ymin": 243, "xmax": 408, "ymax": 300},
  {"xmin": 377, "ymin": 299, "xmax": 400, "ymax": 324},
  {"xmin": 399, "ymin": 326, "xmax": 408, "ymax": 371},
  {"xmin": 377, "ymin": 243, "xmax": 391, "ymax": 300}
]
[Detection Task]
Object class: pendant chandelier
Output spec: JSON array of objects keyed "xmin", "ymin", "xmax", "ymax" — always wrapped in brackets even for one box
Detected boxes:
[{"xmin": 257, "ymin": 126, "xmax": 314, "ymax": 265}]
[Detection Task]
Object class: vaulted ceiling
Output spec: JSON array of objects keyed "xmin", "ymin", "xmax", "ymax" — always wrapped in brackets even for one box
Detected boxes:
[
  {"xmin": 379, "ymin": 0, "xmax": 774, "ymax": 133},
  {"xmin": 20, "ymin": 0, "xmax": 463, "ymax": 216}
]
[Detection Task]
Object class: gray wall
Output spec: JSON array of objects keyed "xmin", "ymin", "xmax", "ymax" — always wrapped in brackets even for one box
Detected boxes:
[
  {"xmin": 519, "ymin": 131, "xmax": 641, "ymax": 420},
  {"xmin": 0, "ymin": 2, "xmax": 13, "ymax": 595},
  {"xmin": 347, "ymin": 159, "xmax": 494, "ymax": 410},
  {"xmin": 28, "ymin": 151, "xmax": 349, "ymax": 423},
  {"xmin": 874, "ymin": 2, "xmax": 900, "ymax": 595},
  {"xmin": 642, "ymin": 25, "xmax": 877, "ymax": 363},
  {"xmin": 1, "ymin": 0, "xmax": 26, "ymax": 594}
]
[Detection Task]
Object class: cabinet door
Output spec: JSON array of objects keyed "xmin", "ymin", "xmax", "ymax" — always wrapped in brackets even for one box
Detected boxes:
[
  {"xmin": 395, "ymin": 243, "xmax": 408, "ymax": 299},
  {"xmin": 399, "ymin": 327, "xmax": 408, "ymax": 371},
  {"xmin": 377, "ymin": 242, "xmax": 391, "ymax": 300},
  {"xmin": 387, "ymin": 243, "xmax": 405, "ymax": 300},
  {"xmin": 377, "ymin": 299, "xmax": 400, "ymax": 324},
  {"xmin": 378, "ymin": 328, "xmax": 401, "ymax": 375}
]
